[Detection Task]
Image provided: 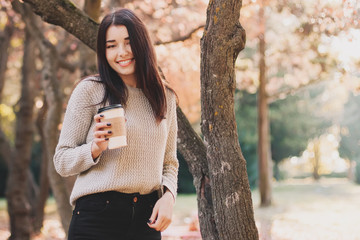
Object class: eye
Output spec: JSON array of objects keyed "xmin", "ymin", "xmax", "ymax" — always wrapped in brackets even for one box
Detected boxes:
[{"xmin": 106, "ymin": 45, "xmax": 115, "ymax": 49}]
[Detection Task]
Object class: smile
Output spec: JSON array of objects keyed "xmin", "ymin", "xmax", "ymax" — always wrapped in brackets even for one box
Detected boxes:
[{"xmin": 116, "ymin": 58, "xmax": 134, "ymax": 67}]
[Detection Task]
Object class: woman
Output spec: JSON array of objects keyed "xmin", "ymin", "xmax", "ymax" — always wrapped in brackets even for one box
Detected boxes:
[{"xmin": 54, "ymin": 8, "xmax": 178, "ymax": 240}]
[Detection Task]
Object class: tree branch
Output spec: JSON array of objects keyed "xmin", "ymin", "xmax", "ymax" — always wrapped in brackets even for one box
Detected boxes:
[
  {"xmin": 154, "ymin": 24, "xmax": 205, "ymax": 45},
  {"xmin": 23, "ymin": 0, "xmax": 98, "ymax": 50}
]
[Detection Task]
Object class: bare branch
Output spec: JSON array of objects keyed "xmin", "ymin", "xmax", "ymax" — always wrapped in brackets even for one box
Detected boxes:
[{"xmin": 154, "ymin": 25, "xmax": 205, "ymax": 45}]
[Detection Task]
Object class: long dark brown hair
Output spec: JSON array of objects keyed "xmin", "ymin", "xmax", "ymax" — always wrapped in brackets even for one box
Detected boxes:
[{"xmin": 97, "ymin": 8, "xmax": 173, "ymax": 122}]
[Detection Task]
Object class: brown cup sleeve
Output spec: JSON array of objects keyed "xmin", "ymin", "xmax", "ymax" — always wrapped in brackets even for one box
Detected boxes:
[{"xmin": 106, "ymin": 117, "xmax": 126, "ymax": 137}]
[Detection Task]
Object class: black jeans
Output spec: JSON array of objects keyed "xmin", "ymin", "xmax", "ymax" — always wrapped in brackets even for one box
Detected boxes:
[{"xmin": 68, "ymin": 191, "xmax": 161, "ymax": 240}]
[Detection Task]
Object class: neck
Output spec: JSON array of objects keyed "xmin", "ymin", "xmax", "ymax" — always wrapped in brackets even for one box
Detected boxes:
[{"xmin": 120, "ymin": 74, "xmax": 137, "ymax": 88}]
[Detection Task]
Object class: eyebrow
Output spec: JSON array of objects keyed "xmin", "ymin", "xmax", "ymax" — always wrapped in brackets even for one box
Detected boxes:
[{"xmin": 105, "ymin": 37, "xmax": 130, "ymax": 43}]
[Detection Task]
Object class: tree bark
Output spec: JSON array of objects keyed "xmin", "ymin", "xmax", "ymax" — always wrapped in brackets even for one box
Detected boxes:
[
  {"xmin": 33, "ymin": 100, "xmax": 50, "ymax": 233},
  {"xmin": 37, "ymin": 27, "xmax": 72, "ymax": 237},
  {"xmin": 79, "ymin": 0, "xmax": 100, "ymax": 77},
  {"xmin": 19, "ymin": 1, "xmax": 73, "ymax": 233},
  {"xmin": 176, "ymin": 107, "xmax": 218, "ymax": 239},
  {"xmin": 257, "ymin": 4, "xmax": 272, "ymax": 207},
  {"xmin": 0, "ymin": 15, "xmax": 14, "ymax": 101},
  {"xmin": 5, "ymin": 21, "xmax": 36, "ymax": 240},
  {"xmin": 200, "ymin": 0, "xmax": 258, "ymax": 239}
]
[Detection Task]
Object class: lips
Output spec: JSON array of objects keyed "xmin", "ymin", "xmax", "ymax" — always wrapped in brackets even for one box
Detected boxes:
[{"xmin": 116, "ymin": 58, "xmax": 134, "ymax": 67}]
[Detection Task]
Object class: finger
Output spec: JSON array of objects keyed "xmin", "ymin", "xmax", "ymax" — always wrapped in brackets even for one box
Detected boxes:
[
  {"xmin": 94, "ymin": 130, "xmax": 113, "ymax": 138},
  {"xmin": 148, "ymin": 204, "xmax": 159, "ymax": 226},
  {"xmin": 93, "ymin": 137, "xmax": 109, "ymax": 145},
  {"xmin": 157, "ymin": 215, "xmax": 170, "ymax": 232},
  {"xmin": 94, "ymin": 114, "xmax": 104, "ymax": 123},
  {"xmin": 94, "ymin": 122, "xmax": 112, "ymax": 131},
  {"xmin": 160, "ymin": 218, "xmax": 171, "ymax": 232},
  {"xmin": 150, "ymin": 215, "xmax": 165, "ymax": 231}
]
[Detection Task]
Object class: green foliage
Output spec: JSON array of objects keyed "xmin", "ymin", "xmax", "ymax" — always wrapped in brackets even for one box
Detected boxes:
[
  {"xmin": 235, "ymin": 86, "xmax": 330, "ymax": 185},
  {"xmin": 235, "ymin": 90, "xmax": 258, "ymax": 189},
  {"xmin": 339, "ymin": 93, "xmax": 360, "ymax": 183},
  {"xmin": 339, "ymin": 93, "xmax": 360, "ymax": 161},
  {"xmin": 269, "ymin": 89, "xmax": 329, "ymax": 165},
  {"xmin": 0, "ymin": 158, "xmax": 8, "ymax": 198},
  {"xmin": 177, "ymin": 151, "xmax": 196, "ymax": 193}
]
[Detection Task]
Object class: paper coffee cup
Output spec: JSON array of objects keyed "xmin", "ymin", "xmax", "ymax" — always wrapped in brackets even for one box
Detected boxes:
[{"xmin": 97, "ymin": 104, "xmax": 127, "ymax": 149}]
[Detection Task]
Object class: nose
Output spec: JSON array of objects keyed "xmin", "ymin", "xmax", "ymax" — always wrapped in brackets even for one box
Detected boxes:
[{"xmin": 117, "ymin": 44, "xmax": 128, "ymax": 58}]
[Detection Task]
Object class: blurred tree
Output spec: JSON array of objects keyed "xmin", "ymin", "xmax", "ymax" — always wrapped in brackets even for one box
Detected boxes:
[
  {"xmin": 4, "ymin": 2, "xmax": 37, "ymax": 238},
  {"xmin": 237, "ymin": 0, "xmax": 360, "ymax": 207},
  {"xmin": 78, "ymin": 0, "xmax": 100, "ymax": 77},
  {"xmin": 339, "ymin": 93, "xmax": 360, "ymax": 183},
  {"xmin": 269, "ymin": 88, "xmax": 330, "ymax": 180}
]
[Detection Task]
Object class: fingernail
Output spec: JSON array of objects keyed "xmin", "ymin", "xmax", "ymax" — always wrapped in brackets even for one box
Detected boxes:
[
  {"xmin": 100, "ymin": 114, "xmax": 104, "ymax": 117},
  {"xmin": 105, "ymin": 138, "xmax": 109, "ymax": 141},
  {"xmin": 107, "ymin": 123, "xmax": 111, "ymax": 126},
  {"xmin": 108, "ymin": 131, "xmax": 112, "ymax": 134},
  {"xmin": 147, "ymin": 219, "xmax": 152, "ymax": 224}
]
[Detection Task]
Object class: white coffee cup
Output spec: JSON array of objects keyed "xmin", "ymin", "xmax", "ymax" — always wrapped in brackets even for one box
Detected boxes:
[{"xmin": 97, "ymin": 104, "xmax": 127, "ymax": 149}]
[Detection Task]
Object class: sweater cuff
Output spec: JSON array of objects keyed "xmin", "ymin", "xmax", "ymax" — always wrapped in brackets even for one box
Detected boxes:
[{"xmin": 162, "ymin": 178, "xmax": 177, "ymax": 201}]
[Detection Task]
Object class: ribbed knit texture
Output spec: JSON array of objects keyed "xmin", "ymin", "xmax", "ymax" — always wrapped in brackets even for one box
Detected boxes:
[{"xmin": 54, "ymin": 77, "xmax": 179, "ymax": 206}]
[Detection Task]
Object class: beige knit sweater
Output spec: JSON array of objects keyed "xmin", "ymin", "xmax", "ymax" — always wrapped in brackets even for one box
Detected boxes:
[{"xmin": 54, "ymin": 77, "xmax": 179, "ymax": 206}]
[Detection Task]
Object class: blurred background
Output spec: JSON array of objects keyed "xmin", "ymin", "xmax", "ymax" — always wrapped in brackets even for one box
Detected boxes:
[{"xmin": 1, "ymin": 0, "xmax": 360, "ymax": 239}]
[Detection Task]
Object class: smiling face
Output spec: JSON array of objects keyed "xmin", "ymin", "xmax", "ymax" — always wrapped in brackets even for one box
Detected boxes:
[{"xmin": 105, "ymin": 25, "xmax": 136, "ymax": 86}]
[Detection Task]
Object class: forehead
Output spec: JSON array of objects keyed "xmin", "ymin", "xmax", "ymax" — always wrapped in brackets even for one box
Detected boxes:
[{"xmin": 106, "ymin": 25, "xmax": 129, "ymax": 41}]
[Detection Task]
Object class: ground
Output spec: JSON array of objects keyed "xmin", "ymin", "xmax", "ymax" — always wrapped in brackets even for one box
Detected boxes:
[{"xmin": 1, "ymin": 178, "xmax": 360, "ymax": 240}]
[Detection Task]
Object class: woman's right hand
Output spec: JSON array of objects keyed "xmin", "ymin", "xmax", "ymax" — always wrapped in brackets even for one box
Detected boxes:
[{"xmin": 91, "ymin": 114, "xmax": 112, "ymax": 159}]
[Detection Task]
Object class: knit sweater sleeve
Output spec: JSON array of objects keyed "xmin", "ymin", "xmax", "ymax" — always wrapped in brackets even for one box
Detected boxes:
[
  {"xmin": 162, "ymin": 93, "xmax": 179, "ymax": 199},
  {"xmin": 53, "ymin": 80, "xmax": 101, "ymax": 177}
]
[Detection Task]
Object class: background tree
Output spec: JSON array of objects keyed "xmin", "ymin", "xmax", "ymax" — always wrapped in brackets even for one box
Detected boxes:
[{"xmin": 339, "ymin": 93, "xmax": 360, "ymax": 183}]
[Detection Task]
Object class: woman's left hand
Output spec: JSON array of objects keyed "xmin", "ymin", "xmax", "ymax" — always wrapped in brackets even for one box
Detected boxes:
[{"xmin": 148, "ymin": 191, "xmax": 175, "ymax": 232}]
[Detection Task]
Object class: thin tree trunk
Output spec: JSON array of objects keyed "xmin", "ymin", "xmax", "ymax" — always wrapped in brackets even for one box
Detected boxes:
[
  {"xmin": 5, "ymin": 26, "xmax": 36, "ymax": 240},
  {"xmin": 257, "ymin": 4, "xmax": 272, "ymax": 207},
  {"xmin": 19, "ymin": 2, "xmax": 73, "ymax": 233},
  {"xmin": 200, "ymin": 0, "xmax": 258, "ymax": 239},
  {"xmin": 0, "ymin": 15, "xmax": 14, "ymax": 101},
  {"xmin": 33, "ymin": 100, "xmax": 50, "ymax": 233},
  {"xmin": 312, "ymin": 138, "xmax": 321, "ymax": 180},
  {"xmin": 38, "ymin": 30, "xmax": 72, "ymax": 237},
  {"xmin": 79, "ymin": 0, "xmax": 100, "ymax": 77}
]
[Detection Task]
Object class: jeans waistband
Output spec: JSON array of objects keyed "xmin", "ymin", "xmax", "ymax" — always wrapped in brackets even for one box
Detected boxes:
[{"xmin": 76, "ymin": 191, "xmax": 158, "ymax": 205}]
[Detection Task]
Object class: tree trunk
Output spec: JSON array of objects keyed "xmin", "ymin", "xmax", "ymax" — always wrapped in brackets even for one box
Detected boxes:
[
  {"xmin": 33, "ymin": 100, "xmax": 50, "ymax": 233},
  {"xmin": 312, "ymin": 138, "xmax": 321, "ymax": 180},
  {"xmin": 79, "ymin": 0, "xmax": 100, "ymax": 77},
  {"xmin": 5, "ymin": 26, "xmax": 36, "ymax": 240},
  {"xmin": 200, "ymin": 0, "xmax": 258, "ymax": 239},
  {"xmin": 38, "ymin": 29, "xmax": 72, "ymax": 236},
  {"xmin": 257, "ymin": 4, "xmax": 272, "ymax": 207},
  {"xmin": 176, "ymin": 107, "xmax": 218, "ymax": 239},
  {"xmin": 19, "ymin": 2, "xmax": 73, "ymax": 233},
  {"xmin": 0, "ymin": 16, "xmax": 14, "ymax": 101}
]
